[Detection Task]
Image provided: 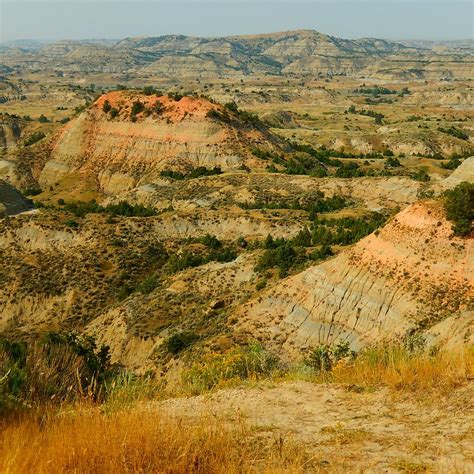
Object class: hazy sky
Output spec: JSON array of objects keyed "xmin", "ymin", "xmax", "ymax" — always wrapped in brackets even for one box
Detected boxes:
[{"xmin": 1, "ymin": 0, "xmax": 472, "ymax": 42}]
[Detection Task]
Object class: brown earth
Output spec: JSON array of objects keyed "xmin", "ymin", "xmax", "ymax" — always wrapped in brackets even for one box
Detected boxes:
[{"xmin": 154, "ymin": 381, "xmax": 474, "ymax": 472}]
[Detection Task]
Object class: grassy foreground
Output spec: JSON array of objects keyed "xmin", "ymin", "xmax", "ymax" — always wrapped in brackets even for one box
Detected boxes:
[
  {"xmin": 1, "ymin": 339, "xmax": 473, "ymax": 472},
  {"xmin": 1, "ymin": 408, "xmax": 312, "ymax": 473}
]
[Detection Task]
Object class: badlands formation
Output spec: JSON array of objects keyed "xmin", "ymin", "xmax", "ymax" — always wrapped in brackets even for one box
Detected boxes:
[
  {"xmin": 40, "ymin": 91, "xmax": 283, "ymax": 194},
  {"xmin": 237, "ymin": 199, "xmax": 473, "ymax": 355},
  {"xmin": 1, "ymin": 26, "xmax": 473, "ymax": 474},
  {"xmin": 1, "ymin": 30, "xmax": 473, "ymax": 80}
]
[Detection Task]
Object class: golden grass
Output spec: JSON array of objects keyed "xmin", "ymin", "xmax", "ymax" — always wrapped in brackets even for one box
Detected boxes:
[
  {"xmin": 312, "ymin": 345, "xmax": 474, "ymax": 393},
  {"xmin": 0, "ymin": 407, "xmax": 313, "ymax": 473}
]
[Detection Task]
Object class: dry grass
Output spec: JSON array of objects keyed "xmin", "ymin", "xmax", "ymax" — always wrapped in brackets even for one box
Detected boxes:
[
  {"xmin": 0, "ymin": 407, "xmax": 314, "ymax": 473},
  {"xmin": 312, "ymin": 345, "xmax": 474, "ymax": 393}
]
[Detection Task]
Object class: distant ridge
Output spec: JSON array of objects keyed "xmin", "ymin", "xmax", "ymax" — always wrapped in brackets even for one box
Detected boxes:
[{"xmin": 1, "ymin": 29, "xmax": 472, "ymax": 79}]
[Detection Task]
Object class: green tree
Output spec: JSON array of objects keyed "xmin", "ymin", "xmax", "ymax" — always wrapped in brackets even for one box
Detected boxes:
[{"xmin": 443, "ymin": 182, "xmax": 474, "ymax": 236}]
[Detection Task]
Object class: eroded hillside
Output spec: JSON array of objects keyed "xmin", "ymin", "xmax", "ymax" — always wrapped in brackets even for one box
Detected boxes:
[
  {"xmin": 39, "ymin": 91, "xmax": 285, "ymax": 193},
  {"xmin": 235, "ymin": 200, "xmax": 473, "ymax": 356}
]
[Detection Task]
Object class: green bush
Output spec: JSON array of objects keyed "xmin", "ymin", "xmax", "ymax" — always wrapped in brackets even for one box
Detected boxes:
[
  {"xmin": 24, "ymin": 132, "xmax": 46, "ymax": 147},
  {"xmin": 59, "ymin": 200, "xmax": 157, "ymax": 218},
  {"xmin": 23, "ymin": 187, "xmax": 42, "ymax": 196},
  {"xmin": 443, "ymin": 181, "xmax": 474, "ymax": 236},
  {"xmin": 167, "ymin": 246, "xmax": 237, "ymax": 274},
  {"xmin": 160, "ymin": 167, "xmax": 222, "ymax": 180},
  {"xmin": 238, "ymin": 192, "xmax": 348, "ymax": 215},
  {"xmin": 385, "ymin": 156, "xmax": 401, "ymax": 168},
  {"xmin": 255, "ymin": 240, "xmax": 307, "ymax": 278},
  {"xmin": 305, "ymin": 341, "xmax": 352, "ymax": 373},
  {"xmin": 182, "ymin": 343, "xmax": 281, "ymax": 392},
  {"xmin": 410, "ymin": 169, "xmax": 430, "ymax": 182},
  {"xmin": 137, "ymin": 274, "xmax": 160, "ymax": 294},
  {"xmin": 65, "ymin": 219, "xmax": 79, "ymax": 228},
  {"xmin": 143, "ymin": 86, "xmax": 162, "ymax": 96},
  {"xmin": 165, "ymin": 332, "xmax": 198, "ymax": 355},
  {"xmin": 0, "ymin": 334, "xmax": 117, "ymax": 413},
  {"xmin": 438, "ymin": 126, "xmax": 469, "ymax": 141},
  {"xmin": 311, "ymin": 213, "xmax": 387, "ymax": 246},
  {"xmin": 440, "ymin": 157, "xmax": 462, "ymax": 170},
  {"xmin": 130, "ymin": 101, "xmax": 144, "ymax": 117},
  {"xmin": 102, "ymin": 100, "xmax": 112, "ymax": 113}
]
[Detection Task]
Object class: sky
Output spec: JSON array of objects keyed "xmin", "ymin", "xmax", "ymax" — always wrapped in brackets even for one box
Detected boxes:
[{"xmin": 0, "ymin": 0, "xmax": 472, "ymax": 42}]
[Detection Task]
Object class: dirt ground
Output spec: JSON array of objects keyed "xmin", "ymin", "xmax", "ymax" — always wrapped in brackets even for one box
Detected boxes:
[{"xmin": 155, "ymin": 381, "xmax": 474, "ymax": 472}]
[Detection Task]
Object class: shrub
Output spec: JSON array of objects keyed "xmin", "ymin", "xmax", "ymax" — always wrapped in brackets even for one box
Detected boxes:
[
  {"xmin": 130, "ymin": 101, "xmax": 144, "ymax": 117},
  {"xmin": 255, "ymin": 241, "xmax": 307, "ymax": 278},
  {"xmin": 59, "ymin": 200, "xmax": 157, "ymax": 218},
  {"xmin": 109, "ymin": 108, "xmax": 119, "ymax": 118},
  {"xmin": 411, "ymin": 169, "xmax": 430, "ymax": 182},
  {"xmin": 305, "ymin": 342, "xmax": 352, "ymax": 373},
  {"xmin": 335, "ymin": 162, "xmax": 365, "ymax": 178},
  {"xmin": 224, "ymin": 101, "xmax": 239, "ymax": 113},
  {"xmin": 310, "ymin": 243, "xmax": 334, "ymax": 260},
  {"xmin": 65, "ymin": 219, "xmax": 79, "ymax": 228},
  {"xmin": 24, "ymin": 131, "xmax": 46, "ymax": 147},
  {"xmin": 164, "ymin": 332, "xmax": 198, "ymax": 355},
  {"xmin": 160, "ymin": 166, "xmax": 222, "ymax": 180},
  {"xmin": 167, "ymin": 246, "xmax": 237, "ymax": 274},
  {"xmin": 152, "ymin": 101, "xmax": 164, "ymax": 114},
  {"xmin": 137, "ymin": 274, "xmax": 160, "ymax": 294},
  {"xmin": 102, "ymin": 100, "xmax": 112, "ymax": 113},
  {"xmin": 182, "ymin": 343, "xmax": 281, "ymax": 392},
  {"xmin": 23, "ymin": 187, "xmax": 42, "ymax": 196},
  {"xmin": 142, "ymin": 86, "xmax": 161, "ymax": 96},
  {"xmin": 38, "ymin": 114, "xmax": 49, "ymax": 123},
  {"xmin": 385, "ymin": 156, "xmax": 401, "ymax": 168},
  {"xmin": 195, "ymin": 234, "xmax": 222, "ymax": 249},
  {"xmin": 167, "ymin": 92, "xmax": 183, "ymax": 101},
  {"xmin": 0, "ymin": 334, "xmax": 116, "ymax": 412},
  {"xmin": 443, "ymin": 181, "xmax": 474, "ymax": 236},
  {"xmin": 438, "ymin": 126, "xmax": 469, "ymax": 141},
  {"xmin": 311, "ymin": 212, "xmax": 387, "ymax": 246},
  {"xmin": 440, "ymin": 157, "xmax": 462, "ymax": 170}
]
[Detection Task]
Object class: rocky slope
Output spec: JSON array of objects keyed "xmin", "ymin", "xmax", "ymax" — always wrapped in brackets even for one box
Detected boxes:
[
  {"xmin": 39, "ymin": 91, "xmax": 284, "ymax": 193},
  {"xmin": 1, "ymin": 30, "xmax": 472, "ymax": 80},
  {"xmin": 441, "ymin": 156, "xmax": 474, "ymax": 189},
  {"xmin": 235, "ymin": 200, "xmax": 473, "ymax": 355},
  {"xmin": 107, "ymin": 173, "xmax": 422, "ymax": 213}
]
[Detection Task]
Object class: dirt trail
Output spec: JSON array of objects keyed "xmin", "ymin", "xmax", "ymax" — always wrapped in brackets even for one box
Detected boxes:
[{"xmin": 156, "ymin": 381, "xmax": 474, "ymax": 472}]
